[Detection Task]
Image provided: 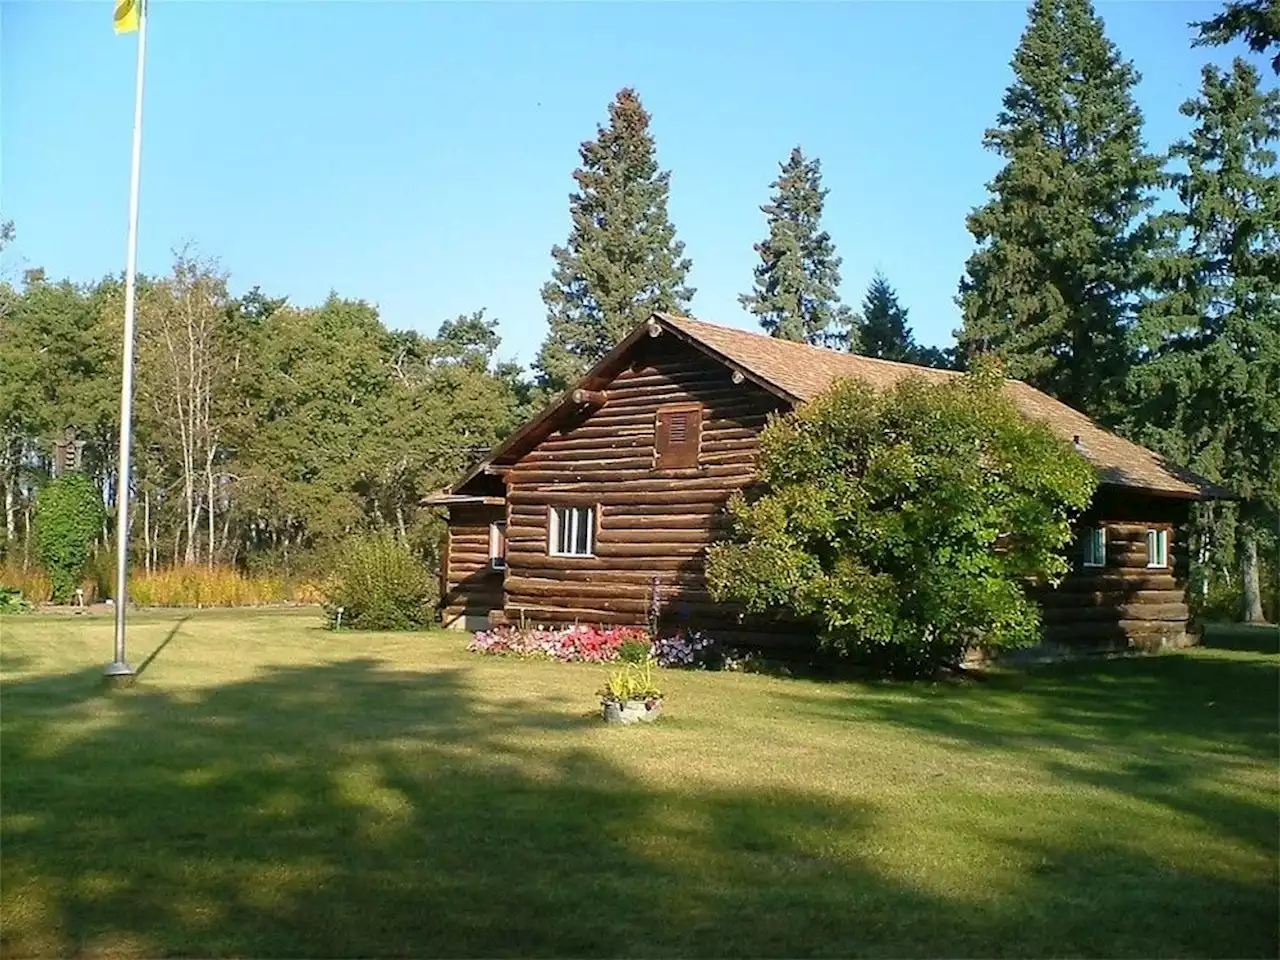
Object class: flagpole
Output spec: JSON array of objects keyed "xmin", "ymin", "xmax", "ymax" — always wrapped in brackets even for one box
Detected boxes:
[{"xmin": 106, "ymin": 0, "xmax": 148, "ymax": 687}]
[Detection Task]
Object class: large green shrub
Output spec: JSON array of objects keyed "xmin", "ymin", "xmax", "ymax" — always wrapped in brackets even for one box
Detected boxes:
[
  {"xmin": 324, "ymin": 534, "xmax": 437, "ymax": 630},
  {"xmin": 706, "ymin": 364, "xmax": 1098, "ymax": 676},
  {"xmin": 34, "ymin": 474, "xmax": 105, "ymax": 603}
]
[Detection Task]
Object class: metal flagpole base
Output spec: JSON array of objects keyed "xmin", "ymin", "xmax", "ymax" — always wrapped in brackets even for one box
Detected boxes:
[{"xmin": 103, "ymin": 661, "xmax": 137, "ymax": 689}]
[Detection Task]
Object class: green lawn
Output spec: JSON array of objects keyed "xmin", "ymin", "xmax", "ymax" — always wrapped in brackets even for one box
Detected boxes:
[{"xmin": 1, "ymin": 610, "xmax": 1276, "ymax": 958}]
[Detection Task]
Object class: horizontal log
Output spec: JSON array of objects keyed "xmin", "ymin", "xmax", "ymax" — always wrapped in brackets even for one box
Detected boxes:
[
  {"xmin": 518, "ymin": 474, "xmax": 753, "ymax": 495},
  {"xmin": 1052, "ymin": 573, "xmax": 1179, "ymax": 592},
  {"xmin": 571, "ymin": 388, "xmax": 608, "ymax": 406},
  {"xmin": 1042, "ymin": 621, "xmax": 1188, "ymax": 644},
  {"xmin": 1101, "ymin": 530, "xmax": 1170, "ymax": 546},
  {"xmin": 563, "ymin": 404, "xmax": 775, "ymax": 430},
  {"xmin": 555, "ymin": 416, "xmax": 771, "ymax": 442},
  {"xmin": 600, "ymin": 528, "xmax": 714, "ymax": 545},
  {"xmin": 514, "ymin": 449, "xmax": 756, "ymax": 473},
  {"xmin": 509, "ymin": 489, "xmax": 740, "ymax": 507},
  {"xmin": 1099, "ymin": 522, "xmax": 1177, "ymax": 537},
  {"xmin": 506, "ymin": 567, "xmax": 708, "ymax": 586},
  {"xmin": 505, "ymin": 577, "xmax": 714, "ymax": 603},
  {"xmin": 553, "ymin": 424, "xmax": 651, "ymax": 441},
  {"xmin": 699, "ymin": 453, "xmax": 757, "ymax": 470},
  {"xmin": 605, "ymin": 502, "xmax": 729, "ymax": 517},
  {"xmin": 508, "ymin": 554, "xmax": 704, "ymax": 571},
  {"xmin": 452, "ymin": 527, "xmax": 491, "ymax": 537},
  {"xmin": 1038, "ymin": 588, "xmax": 1186, "ymax": 608},
  {"xmin": 599, "ymin": 513, "xmax": 729, "ymax": 531},
  {"xmin": 600, "ymin": 386, "xmax": 760, "ymax": 412},
  {"xmin": 614, "ymin": 359, "xmax": 725, "ymax": 380},
  {"xmin": 505, "ymin": 603, "xmax": 647, "ymax": 626},
  {"xmin": 445, "ymin": 568, "xmax": 501, "ymax": 581},
  {"xmin": 609, "ymin": 370, "xmax": 737, "ymax": 392},
  {"xmin": 505, "ymin": 595, "xmax": 735, "ymax": 617},
  {"xmin": 510, "ymin": 465, "xmax": 755, "ymax": 487},
  {"xmin": 524, "ymin": 429, "xmax": 758, "ymax": 460},
  {"xmin": 1040, "ymin": 603, "xmax": 1188, "ymax": 623},
  {"xmin": 450, "ymin": 551, "xmax": 494, "ymax": 565},
  {"xmin": 595, "ymin": 541, "xmax": 706, "ymax": 559},
  {"xmin": 512, "ymin": 455, "xmax": 657, "ymax": 473},
  {"xmin": 447, "ymin": 570, "xmax": 499, "ymax": 584},
  {"xmin": 506, "ymin": 527, "xmax": 715, "ymax": 546},
  {"xmin": 530, "ymin": 434, "xmax": 652, "ymax": 455},
  {"xmin": 700, "ymin": 436, "xmax": 760, "ymax": 453}
]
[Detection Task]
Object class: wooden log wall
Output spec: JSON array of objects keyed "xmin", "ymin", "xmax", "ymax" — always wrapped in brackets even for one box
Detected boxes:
[
  {"xmin": 441, "ymin": 503, "xmax": 505, "ymax": 626},
  {"xmin": 501, "ymin": 335, "xmax": 791, "ymax": 632},
  {"xmin": 1035, "ymin": 507, "xmax": 1193, "ymax": 652}
]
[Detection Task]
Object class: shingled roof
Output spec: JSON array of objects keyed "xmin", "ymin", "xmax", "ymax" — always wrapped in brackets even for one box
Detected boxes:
[
  {"xmin": 657, "ymin": 314, "xmax": 1227, "ymax": 499},
  {"xmin": 442, "ymin": 313, "xmax": 1229, "ymax": 501}
]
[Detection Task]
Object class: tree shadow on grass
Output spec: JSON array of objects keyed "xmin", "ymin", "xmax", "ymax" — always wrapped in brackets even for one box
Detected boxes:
[
  {"xmin": 1200, "ymin": 621, "xmax": 1280, "ymax": 655},
  {"xmin": 1, "ymin": 653, "xmax": 1277, "ymax": 958},
  {"xmin": 778, "ymin": 651, "xmax": 1280, "ymax": 860}
]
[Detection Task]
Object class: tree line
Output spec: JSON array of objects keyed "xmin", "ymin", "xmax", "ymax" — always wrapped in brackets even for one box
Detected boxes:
[
  {"xmin": 532, "ymin": 0, "xmax": 1278, "ymax": 621},
  {"xmin": 1, "ymin": 0, "xmax": 1275, "ymax": 618},
  {"xmin": 0, "ymin": 252, "xmax": 531, "ymax": 574}
]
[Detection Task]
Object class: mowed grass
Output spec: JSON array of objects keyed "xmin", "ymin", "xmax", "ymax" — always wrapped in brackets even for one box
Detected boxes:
[{"xmin": 1, "ymin": 610, "xmax": 1276, "ymax": 959}]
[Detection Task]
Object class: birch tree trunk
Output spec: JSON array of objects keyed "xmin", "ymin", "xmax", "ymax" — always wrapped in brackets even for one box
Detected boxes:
[{"xmin": 1239, "ymin": 531, "xmax": 1267, "ymax": 623}]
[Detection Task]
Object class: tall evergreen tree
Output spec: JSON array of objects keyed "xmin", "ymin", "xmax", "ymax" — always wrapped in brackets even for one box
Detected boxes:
[
  {"xmin": 535, "ymin": 88, "xmax": 693, "ymax": 392},
  {"xmin": 1130, "ymin": 59, "xmax": 1280, "ymax": 623},
  {"xmin": 740, "ymin": 147, "xmax": 854, "ymax": 347},
  {"xmin": 957, "ymin": 0, "xmax": 1161, "ymax": 420},
  {"xmin": 858, "ymin": 273, "xmax": 914, "ymax": 361},
  {"xmin": 1194, "ymin": 0, "xmax": 1280, "ymax": 73}
]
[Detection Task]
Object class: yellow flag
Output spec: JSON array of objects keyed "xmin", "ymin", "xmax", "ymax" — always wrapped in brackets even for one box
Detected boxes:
[{"xmin": 113, "ymin": 0, "xmax": 139, "ymax": 34}]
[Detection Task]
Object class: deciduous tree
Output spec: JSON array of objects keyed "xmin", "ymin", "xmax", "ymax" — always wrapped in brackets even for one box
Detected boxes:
[{"xmin": 706, "ymin": 363, "xmax": 1097, "ymax": 675}]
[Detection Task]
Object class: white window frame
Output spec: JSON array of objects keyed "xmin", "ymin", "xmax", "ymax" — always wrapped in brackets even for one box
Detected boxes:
[
  {"xmin": 1146, "ymin": 528, "xmax": 1169, "ymax": 569},
  {"xmin": 1083, "ymin": 525, "xmax": 1106, "ymax": 568},
  {"xmin": 489, "ymin": 521, "xmax": 507, "ymax": 571},
  {"xmin": 548, "ymin": 506, "xmax": 596, "ymax": 557}
]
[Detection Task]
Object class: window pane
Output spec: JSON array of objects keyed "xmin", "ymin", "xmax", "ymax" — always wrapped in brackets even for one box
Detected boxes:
[
  {"xmin": 1084, "ymin": 526, "xmax": 1105, "ymax": 566},
  {"xmin": 575, "ymin": 507, "xmax": 592, "ymax": 555},
  {"xmin": 552, "ymin": 507, "xmax": 566, "ymax": 555},
  {"xmin": 1147, "ymin": 529, "xmax": 1166, "ymax": 567}
]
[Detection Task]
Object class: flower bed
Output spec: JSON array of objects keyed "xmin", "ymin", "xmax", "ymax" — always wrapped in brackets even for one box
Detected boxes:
[{"xmin": 468, "ymin": 624, "xmax": 725, "ymax": 669}]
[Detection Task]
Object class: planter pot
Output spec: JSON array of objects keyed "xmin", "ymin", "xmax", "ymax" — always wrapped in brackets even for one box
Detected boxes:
[{"xmin": 601, "ymin": 698, "xmax": 663, "ymax": 724}]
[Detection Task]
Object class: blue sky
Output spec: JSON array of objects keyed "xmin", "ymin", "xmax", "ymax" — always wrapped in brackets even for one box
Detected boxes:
[{"xmin": 2, "ymin": 1, "xmax": 1270, "ymax": 367}]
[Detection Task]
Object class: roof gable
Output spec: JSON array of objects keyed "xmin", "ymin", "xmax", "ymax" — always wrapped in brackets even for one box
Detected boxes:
[{"xmin": 443, "ymin": 313, "xmax": 1229, "ymax": 501}]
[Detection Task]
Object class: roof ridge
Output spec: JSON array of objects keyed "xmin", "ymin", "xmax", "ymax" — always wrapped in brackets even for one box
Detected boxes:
[{"xmin": 656, "ymin": 312, "xmax": 967, "ymax": 379}]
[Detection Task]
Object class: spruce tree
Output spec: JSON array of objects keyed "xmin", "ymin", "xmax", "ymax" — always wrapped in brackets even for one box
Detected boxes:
[
  {"xmin": 1130, "ymin": 59, "xmax": 1280, "ymax": 622},
  {"xmin": 740, "ymin": 147, "xmax": 855, "ymax": 347},
  {"xmin": 858, "ymin": 273, "xmax": 914, "ymax": 361},
  {"xmin": 958, "ymin": 0, "xmax": 1161, "ymax": 420},
  {"xmin": 535, "ymin": 89, "xmax": 693, "ymax": 391},
  {"xmin": 1194, "ymin": 1, "xmax": 1280, "ymax": 74}
]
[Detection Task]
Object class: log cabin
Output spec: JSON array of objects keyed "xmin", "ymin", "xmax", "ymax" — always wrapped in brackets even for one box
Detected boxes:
[{"xmin": 427, "ymin": 314, "xmax": 1231, "ymax": 654}]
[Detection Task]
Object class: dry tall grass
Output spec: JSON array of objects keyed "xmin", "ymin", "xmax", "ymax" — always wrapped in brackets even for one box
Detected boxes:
[{"xmin": 0, "ymin": 562, "xmax": 321, "ymax": 607}]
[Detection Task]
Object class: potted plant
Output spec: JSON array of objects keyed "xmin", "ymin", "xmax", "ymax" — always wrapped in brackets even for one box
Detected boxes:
[{"xmin": 599, "ymin": 658, "xmax": 663, "ymax": 724}]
